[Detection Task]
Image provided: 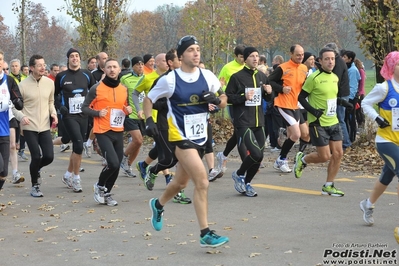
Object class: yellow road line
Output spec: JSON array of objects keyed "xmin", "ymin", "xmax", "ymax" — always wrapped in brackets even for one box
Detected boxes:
[
  {"xmin": 252, "ymin": 184, "xmax": 321, "ymax": 195},
  {"xmin": 334, "ymin": 178, "xmax": 355, "ymax": 182},
  {"xmin": 366, "ymin": 190, "xmax": 397, "ymax": 195},
  {"xmin": 57, "ymin": 157, "xmax": 100, "ymax": 165}
]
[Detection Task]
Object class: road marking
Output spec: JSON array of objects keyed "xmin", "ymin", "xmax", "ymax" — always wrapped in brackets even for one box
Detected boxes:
[
  {"xmin": 334, "ymin": 178, "xmax": 355, "ymax": 182},
  {"xmin": 366, "ymin": 189, "xmax": 397, "ymax": 195},
  {"xmin": 57, "ymin": 157, "xmax": 100, "ymax": 165},
  {"xmin": 253, "ymin": 184, "xmax": 321, "ymax": 195},
  {"xmin": 352, "ymin": 175, "xmax": 377, "ymax": 179}
]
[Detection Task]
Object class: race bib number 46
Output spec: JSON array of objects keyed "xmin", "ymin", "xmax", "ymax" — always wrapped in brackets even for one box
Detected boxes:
[
  {"xmin": 184, "ymin": 112, "xmax": 207, "ymax": 140},
  {"xmin": 110, "ymin": 109, "xmax": 125, "ymax": 128}
]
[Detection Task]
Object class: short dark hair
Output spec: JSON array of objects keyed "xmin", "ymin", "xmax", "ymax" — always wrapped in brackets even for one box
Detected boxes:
[
  {"xmin": 319, "ymin": 47, "xmax": 335, "ymax": 59},
  {"xmin": 343, "ymin": 50, "xmax": 356, "ymax": 61},
  {"xmin": 166, "ymin": 48, "xmax": 177, "ymax": 68},
  {"xmin": 28, "ymin": 55, "xmax": 44, "ymax": 67},
  {"xmin": 105, "ymin": 58, "xmax": 118, "ymax": 65},
  {"xmin": 290, "ymin": 45, "xmax": 298, "ymax": 54},
  {"xmin": 21, "ymin": 64, "xmax": 28, "ymax": 69},
  {"xmin": 87, "ymin": 56, "xmax": 96, "ymax": 64},
  {"xmin": 121, "ymin": 58, "xmax": 130, "ymax": 69},
  {"xmin": 50, "ymin": 63, "xmax": 59, "ymax": 70},
  {"xmin": 259, "ymin": 55, "xmax": 267, "ymax": 64},
  {"xmin": 234, "ymin": 45, "xmax": 246, "ymax": 56}
]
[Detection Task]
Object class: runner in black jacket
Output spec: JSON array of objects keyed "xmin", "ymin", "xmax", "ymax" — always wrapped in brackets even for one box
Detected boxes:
[{"xmin": 225, "ymin": 47, "xmax": 272, "ymax": 197}]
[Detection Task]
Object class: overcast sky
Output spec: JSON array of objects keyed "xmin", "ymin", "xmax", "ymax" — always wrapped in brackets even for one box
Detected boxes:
[{"xmin": 1, "ymin": 0, "xmax": 189, "ymax": 28}]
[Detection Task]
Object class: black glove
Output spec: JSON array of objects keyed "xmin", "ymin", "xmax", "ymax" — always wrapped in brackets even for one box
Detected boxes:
[
  {"xmin": 12, "ymin": 98, "xmax": 23, "ymax": 110},
  {"xmin": 202, "ymin": 91, "xmax": 221, "ymax": 105},
  {"xmin": 337, "ymin": 98, "xmax": 353, "ymax": 112},
  {"xmin": 375, "ymin": 116, "xmax": 390, "ymax": 128},
  {"xmin": 59, "ymin": 106, "xmax": 69, "ymax": 115},
  {"xmin": 311, "ymin": 109, "xmax": 324, "ymax": 119},
  {"xmin": 145, "ymin": 117, "xmax": 159, "ymax": 137}
]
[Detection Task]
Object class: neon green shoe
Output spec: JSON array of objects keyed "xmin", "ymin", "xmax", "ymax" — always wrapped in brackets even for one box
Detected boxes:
[
  {"xmin": 144, "ymin": 165, "xmax": 158, "ymax": 191},
  {"xmin": 173, "ymin": 190, "xmax": 191, "ymax": 204},
  {"xmin": 321, "ymin": 183, "xmax": 344, "ymax": 197},
  {"xmin": 294, "ymin": 152, "xmax": 306, "ymax": 179}
]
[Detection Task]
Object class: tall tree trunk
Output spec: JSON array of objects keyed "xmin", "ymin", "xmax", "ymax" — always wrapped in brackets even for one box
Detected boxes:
[{"xmin": 20, "ymin": 0, "xmax": 27, "ymax": 64}]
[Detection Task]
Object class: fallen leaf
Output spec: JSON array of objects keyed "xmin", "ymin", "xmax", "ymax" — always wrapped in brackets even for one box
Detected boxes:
[
  {"xmin": 147, "ymin": 257, "xmax": 158, "ymax": 260},
  {"xmin": 284, "ymin": 250, "xmax": 292, "ymax": 254},
  {"xmin": 207, "ymin": 250, "xmax": 222, "ymax": 254},
  {"xmin": 44, "ymin": 226, "xmax": 58, "ymax": 232},
  {"xmin": 249, "ymin": 252, "xmax": 261, "ymax": 257}
]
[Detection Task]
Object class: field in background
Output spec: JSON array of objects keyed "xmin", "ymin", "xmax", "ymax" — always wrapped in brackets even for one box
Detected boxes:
[{"xmin": 365, "ymin": 69, "xmax": 376, "ymax": 95}]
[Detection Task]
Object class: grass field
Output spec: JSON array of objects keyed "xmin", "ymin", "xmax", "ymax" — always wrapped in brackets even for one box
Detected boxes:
[{"xmin": 364, "ymin": 69, "xmax": 377, "ymax": 95}]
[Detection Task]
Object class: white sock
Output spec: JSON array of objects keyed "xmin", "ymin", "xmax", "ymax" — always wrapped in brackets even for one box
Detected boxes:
[
  {"xmin": 73, "ymin": 174, "xmax": 80, "ymax": 180},
  {"xmin": 86, "ymin": 139, "xmax": 93, "ymax": 146},
  {"xmin": 325, "ymin": 182, "xmax": 333, "ymax": 187},
  {"xmin": 12, "ymin": 169, "xmax": 18, "ymax": 175},
  {"xmin": 301, "ymin": 156, "xmax": 307, "ymax": 164},
  {"xmin": 366, "ymin": 198, "xmax": 374, "ymax": 208},
  {"xmin": 65, "ymin": 171, "xmax": 72, "ymax": 177}
]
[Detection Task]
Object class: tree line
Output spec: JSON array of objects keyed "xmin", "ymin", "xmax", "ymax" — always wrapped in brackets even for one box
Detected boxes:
[{"xmin": 1, "ymin": 0, "xmax": 398, "ymax": 80}]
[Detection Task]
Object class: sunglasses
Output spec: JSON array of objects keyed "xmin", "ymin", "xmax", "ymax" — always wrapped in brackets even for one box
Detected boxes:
[
  {"xmin": 3, "ymin": 68, "xmax": 9, "ymax": 71},
  {"xmin": 178, "ymin": 35, "xmax": 198, "ymax": 46}
]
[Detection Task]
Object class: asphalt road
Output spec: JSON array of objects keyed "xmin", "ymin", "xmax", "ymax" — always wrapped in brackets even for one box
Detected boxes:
[{"xmin": 0, "ymin": 144, "xmax": 398, "ymax": 266}]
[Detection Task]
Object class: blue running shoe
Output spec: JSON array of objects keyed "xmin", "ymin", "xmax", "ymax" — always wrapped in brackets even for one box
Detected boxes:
[
  {"xmin": 149, "ymin": 198, "xmax": 163, "ymax": 231},
  {"xmin": 136, "ymin": 161, "xmax": 147, "ymax": 181},
  {"xmin": 232, "ymin": 170, "xmax": 245, "ymax": 193},
  {"xmin": 245, "ymin": 183, "xmax": 258, "ymax": 197},
  {"xmin": 165, "ymin": 174, "xmax": 172, "ymax": 185},
  {"xmin": 200, "ymin": 230, "xmax": 229, "ymax": 248}
]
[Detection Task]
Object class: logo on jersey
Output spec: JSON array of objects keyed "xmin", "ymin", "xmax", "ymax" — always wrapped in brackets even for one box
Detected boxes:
[
  {"xmin": 388, "ymin": 98, "xmax": 398, "ymax": 107},
  {"xmin": 190, "ymin": 94, "xmax": 200, "ymax": 103}
]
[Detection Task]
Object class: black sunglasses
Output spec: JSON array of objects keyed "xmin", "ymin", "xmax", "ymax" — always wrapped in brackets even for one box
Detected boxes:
[{"xmin": 3, "ymin": 68, "xmax": 9, "ymax": 71}]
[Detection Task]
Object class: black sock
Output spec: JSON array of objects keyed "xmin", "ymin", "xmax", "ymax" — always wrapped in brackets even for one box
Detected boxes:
[
  {"xmin": 200, "ymin": 227, "xmax": 211, "ymax": 237},
  {"xmin": 0, "ymin": 179, "xmax": 4, "ymax": 190},
  {"xmin": 164, "ymin": 174, "xmax": 170, "ymax": 179},
  {"xmin": 279, "ymin": 138, "xmax": 296, "ymax": 159},
  {"xmin": 155, "ymin": 199, "xmax": 163, "ymax": 210},
  {"xmin": 143, "ymin": 161, "xmax": 149, "ymax": 168},
  {"xmin": 208, "ymin": 168, "xmax": 213, "ymax": 173}
]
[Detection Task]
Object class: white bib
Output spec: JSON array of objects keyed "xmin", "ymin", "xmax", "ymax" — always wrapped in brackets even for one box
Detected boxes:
[
  {"xmin": 110, "ymin": 108, "xmax": 125, "ymax": 128},
  {"xmin": 245, "ymin": 87, "xmax": 261, "ymax": 106},
  {"xmin": 392, "ymin": 107, "xmax": 399, "ymax": 131},
  {"xmin": 0, "ymin": 78, "xmax": 10, "ymax": 112},
  {"xmin": 69, "ymin": 96, "xmax": 85, "ymax": 114},
  {"xmin": 184, "ymin": 112, "xmax": 207, "ymax": 140},
  {"xmin": 326, "ymin": 98, "xmax": 337, "ymax": 117}
]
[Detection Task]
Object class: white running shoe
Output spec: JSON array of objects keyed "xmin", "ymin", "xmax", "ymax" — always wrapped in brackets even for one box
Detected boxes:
[
  {"xmin": 72, "ymin": 178, "xmax": 83, "ymax": 193},
  {"xmin": 273, "ymin": 156, "xmax": 292, "ymax": 173},
  {"xmin": 62, "ymin": 174, "xmax": 73, "ymax": 188},
  {"xmin": 216, "ymin": 152, "xmax": 228, "ymax": 173}
]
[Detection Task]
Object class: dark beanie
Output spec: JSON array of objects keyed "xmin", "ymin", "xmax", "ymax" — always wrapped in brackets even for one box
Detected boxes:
[
  {"xmin": 302, "ymin": 52, "xmax": 312, "ymax": 63},
  {"xmin": 243, "ymin": 47, "xmax": 258, "ymax": 61},
  {"xmin": 67, "ymin": 48, "xmax": 80, "ymax": 58},
  {"xmin": 131, "ymin": 56, "xmax": 143, "ymax": 66},
  {"xmin": 143, "ymin": 54, "xmax": 153, "ymax": 64},
  {"xmin": 177, "ymin": 36, "xmax": 198, "ymax": 57}
]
